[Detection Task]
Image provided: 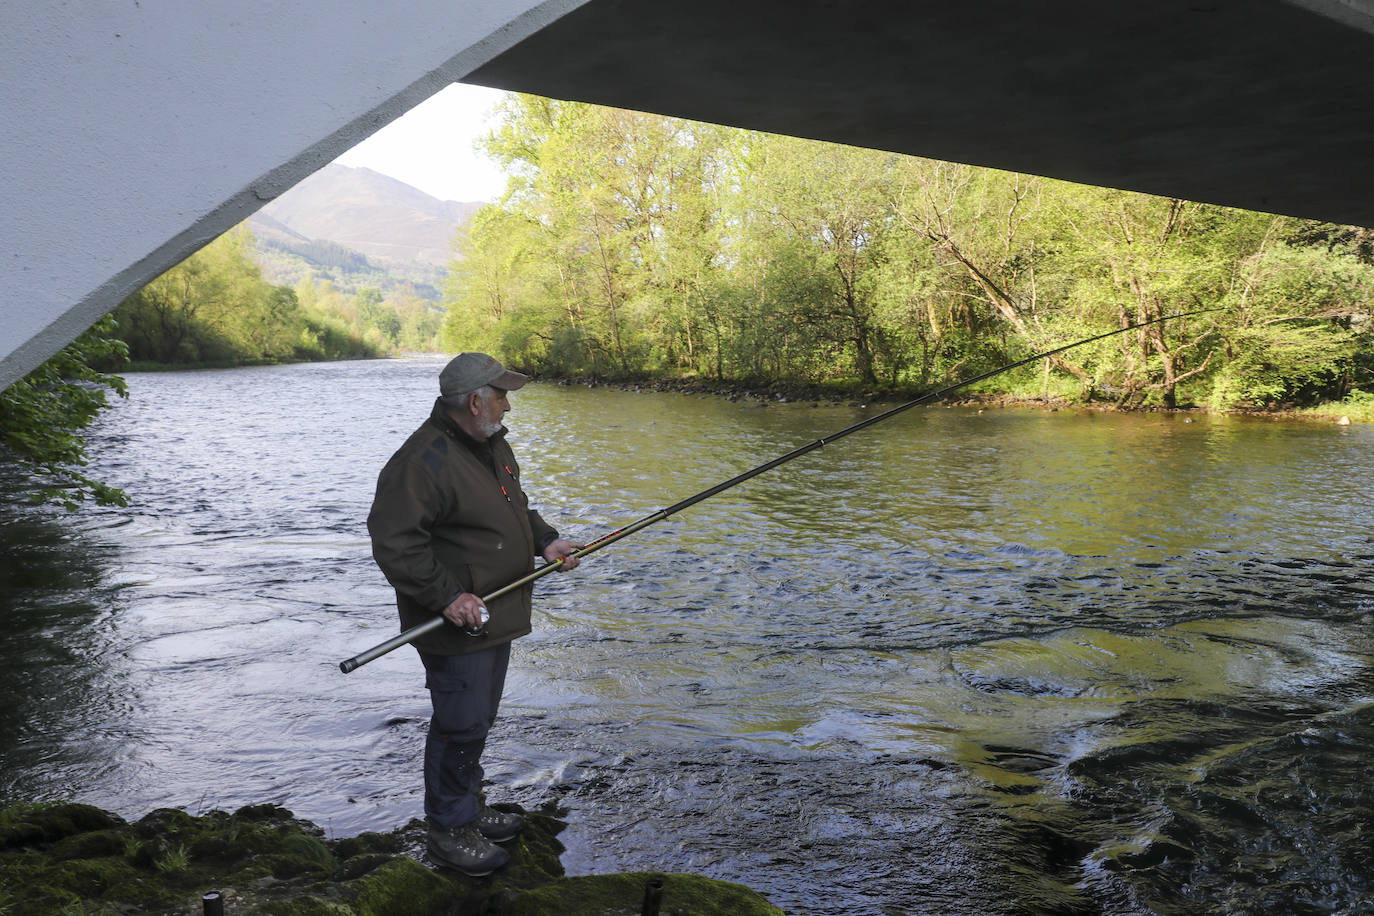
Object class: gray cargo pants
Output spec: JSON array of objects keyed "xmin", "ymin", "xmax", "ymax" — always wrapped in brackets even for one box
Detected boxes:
[{"xmin": 417, "ymin": 642, "xmax": 511, "ymax": 829}]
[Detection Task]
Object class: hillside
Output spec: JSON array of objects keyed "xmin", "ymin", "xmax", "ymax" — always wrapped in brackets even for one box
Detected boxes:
[{"xmin": 246, "ymin": 164, "xmax": 485, "ymax": 300}]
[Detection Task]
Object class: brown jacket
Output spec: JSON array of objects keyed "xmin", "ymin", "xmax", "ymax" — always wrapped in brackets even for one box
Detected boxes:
[{"xmin": 367, "ymin": 399, "xmax": 558, "ymax": 654}]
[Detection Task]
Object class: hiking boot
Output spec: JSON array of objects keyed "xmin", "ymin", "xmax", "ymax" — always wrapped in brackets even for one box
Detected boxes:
[
  {"xmin": 427, "ymin": 821, "xmax": 509, "ymax": 876},
  {"xmin": 475, "ymin": 804, "xmax": 525, "ymax": 843}
]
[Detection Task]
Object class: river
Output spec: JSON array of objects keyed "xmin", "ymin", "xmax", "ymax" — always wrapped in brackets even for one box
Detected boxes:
[{"xmin": 1, "ymin": 357, "xmax": 1371, "ymax": 915}]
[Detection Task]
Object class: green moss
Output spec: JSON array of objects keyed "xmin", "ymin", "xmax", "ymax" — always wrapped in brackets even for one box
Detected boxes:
[
  {"xmin": 283, "ymin": 833, "xmax": 336, "ymax": 868},
  {"xmin": 332, "ymin": 832, "xmax": 402, "ymax": 860},
  {"xmin": 234, "ymin": 803, "xmax": 299, "ymax": 823},
  {"xmin": 133, "ymin": 808, "xmax": 197, "ymax": 840},
  {"xmin": 500, "ymin": 872, "xmax": 784, "ymax": 916},
  {"xmin": 347, "ymin": 856, "xmax": 455, "ymax": 915},
  {"xmin": 487, "ymin": 809, "xmax": 567, "ymax": 890},
  {"xmin": 331, "ymin": 853, "xmax": 393, "ymax": 882},
  {"xmin": 43, "ymin": 857, "xmax": 131, "ymax": 895},
  {"xmin": 0, "ymin": 801, "xmax": 780, "ymax": 916},
  {"xmin": 265, "ymin": 853, "xmax": 336, "ymax": 880},
  {"xmin": 260, "ymin": 896, "xmax": 356, "ymax": 916},
  {"xmin": 48, "ymin": 831, "xmax": 125, "ymax": 862},
  {"xmin": 0, "ymin": 804, "xmax": 123, "ymax": 850}
]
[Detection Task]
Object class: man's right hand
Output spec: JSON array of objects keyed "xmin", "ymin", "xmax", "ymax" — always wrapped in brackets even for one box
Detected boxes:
[{"xmin": 443, "ymin": 592, "xmax": 487, "ymax": 629}]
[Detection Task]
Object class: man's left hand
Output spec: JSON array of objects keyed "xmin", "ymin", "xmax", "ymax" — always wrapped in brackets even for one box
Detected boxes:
[{"xmin": 544, "ymin": 538, "xmax": 584, "ymax": 571}]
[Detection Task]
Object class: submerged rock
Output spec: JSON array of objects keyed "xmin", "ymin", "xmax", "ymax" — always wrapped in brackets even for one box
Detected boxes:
[{"xmin": 0, "ymin": 801, "xmax": 783, "ymax": 915}]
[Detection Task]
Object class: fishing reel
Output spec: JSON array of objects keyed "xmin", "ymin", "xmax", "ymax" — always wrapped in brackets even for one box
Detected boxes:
[{"xmin": 465, "ymin": 605, "xmax": 490, "ymax": 637}]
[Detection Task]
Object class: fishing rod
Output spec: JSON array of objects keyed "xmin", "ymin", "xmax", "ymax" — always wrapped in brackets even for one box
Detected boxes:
[{"xmin": 339, "ymin": 308, "xmax": 1216, "ymax": 673}]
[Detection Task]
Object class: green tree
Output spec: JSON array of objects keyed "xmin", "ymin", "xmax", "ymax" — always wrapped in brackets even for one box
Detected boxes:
[
  {"xmin": 444, "ymin": 94, "xmax": 1374, "ymax": 409},
  {"xmin": 115, "ymin": 226, "xmax": 316, "ymax": 365},
  {"xmin": 0, "ymin": 316, "xmax": 129, "ymax": 509},
  {"xmin": 355, "ymin": 286, "xmax": 402, "ymax": 346},
  {"xmin": 390, "ymin": 285, "xmax": 445, "ymax": 352},
  {"xmin": 741, "ymin": 135, "xmax": 900, "ymax": 385},
  {"xmin": 1208, "ymin": 230, "xmax": 1374, "ymax": 407},
  {"xmin": 890, "ymin": 161, "xmax": 1072, "ymax": 391},
  {"xmin": 444, "ymin": 205, "xmax": 563, "ymax": 364}
]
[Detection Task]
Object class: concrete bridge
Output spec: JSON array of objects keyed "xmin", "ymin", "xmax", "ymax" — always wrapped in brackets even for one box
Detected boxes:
[{"xmin": 5, "ymin": 0, "xmax": 1374, "ymax": 390}]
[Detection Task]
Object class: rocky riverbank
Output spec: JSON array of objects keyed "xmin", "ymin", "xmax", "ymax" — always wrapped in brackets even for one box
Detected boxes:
[{"xmin": 0, "ymin": 801, "xmax": 782, "ymax": 915}]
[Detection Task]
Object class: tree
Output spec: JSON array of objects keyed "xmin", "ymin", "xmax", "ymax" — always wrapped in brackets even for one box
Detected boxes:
[
  {"xmin": 455, "ymin": 95, "xmax": 737, "ymax": 377},
  {"xmin": 444, "ymin": 94, "xmax": 1374, "ymax": 408},
  {"xmin": 114, "ymin": 226, "xmax": 315, "ymax": 365},
  {"xmin": 1209, "ymin": 230, "xmax": 1374, "ymax": 407},
  {"xmin": 0, "ymin": 316, "xmax": 129, "ymax": 509},
  {"xmin": 741, "ymin": 134, "xmax": 901, "ymax": 385},
  {"xmin": 890, "ymin": 161, "xmax": 1077, "ymax": 392},
  {"xmin": 355, "ymin": 286, "xmax": 401, "ymax": 346}
]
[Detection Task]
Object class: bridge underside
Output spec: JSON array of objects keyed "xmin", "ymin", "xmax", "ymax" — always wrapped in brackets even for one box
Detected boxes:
[
  {"xmin": 4, "ymin": 0, "xmax": 1374, "ymax": 389},
  {"xmin": 469, "ymin": 0, "xmax": 1374, "ymax": 229}
]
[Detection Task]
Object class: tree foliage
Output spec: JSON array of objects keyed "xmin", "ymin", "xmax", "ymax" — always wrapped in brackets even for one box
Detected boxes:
[
  {"xmin": 0, "ymin": 316, "xmax": 130, "ymax": 509},
  {"xmin": 444, "ymin": 95, "xmax": 1374, "ymax": 408},
  {"xmin": 112, "ymin": 226, "xmax": 446, "ymax": 367}
]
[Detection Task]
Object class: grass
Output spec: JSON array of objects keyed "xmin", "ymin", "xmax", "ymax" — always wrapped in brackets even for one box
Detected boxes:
[
  {"xmin": 152, "ymin": 843, "xmax": 189, "ymax": 873},
  {"xmin": 1294, "ymin": 390, "xmax": 1374, "ymax": 423}
]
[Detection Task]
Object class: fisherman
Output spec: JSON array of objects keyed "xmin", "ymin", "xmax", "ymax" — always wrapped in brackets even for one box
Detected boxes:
[{"xmin": 367, "ymin": 352, "xmax": 582, "ymax": 876}]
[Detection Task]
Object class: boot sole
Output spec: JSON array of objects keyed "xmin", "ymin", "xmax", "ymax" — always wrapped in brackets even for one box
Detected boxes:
[{"xmin": 480, "ymin": 828, "xmax": 522, "ymax": 844}]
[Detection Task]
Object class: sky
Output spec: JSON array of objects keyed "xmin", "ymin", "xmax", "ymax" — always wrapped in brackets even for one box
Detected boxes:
[{"xmin": 333, "ymin": 83, "xmax": 511, "ymax": 203}]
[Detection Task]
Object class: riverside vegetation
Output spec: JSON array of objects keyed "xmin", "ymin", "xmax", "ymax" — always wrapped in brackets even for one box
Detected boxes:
[{"xmin": 4, "ymin": 97, "xmax": 1374, "ymax": 501}]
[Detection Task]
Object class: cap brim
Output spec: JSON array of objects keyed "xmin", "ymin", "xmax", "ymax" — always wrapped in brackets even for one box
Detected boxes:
[{"xmin": 492, "ymin": 369, "xmax": 529, "ymax": 391}]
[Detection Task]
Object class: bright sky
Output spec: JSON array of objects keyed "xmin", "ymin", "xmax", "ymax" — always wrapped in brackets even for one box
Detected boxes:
[{"xmin": 333, "ymin": 83, "xmax": 510, "ymax": 203}]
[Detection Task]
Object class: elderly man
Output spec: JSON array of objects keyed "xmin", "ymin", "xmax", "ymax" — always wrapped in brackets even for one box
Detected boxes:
[{"xmin": 368, "ymin": 352, "xmax": 581, "ymax": 876}]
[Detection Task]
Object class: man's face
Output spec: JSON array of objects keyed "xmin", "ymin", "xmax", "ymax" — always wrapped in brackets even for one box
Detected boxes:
[{"xmin": 472, "ymin": 387, "xmax": 510, "ymax": 439}]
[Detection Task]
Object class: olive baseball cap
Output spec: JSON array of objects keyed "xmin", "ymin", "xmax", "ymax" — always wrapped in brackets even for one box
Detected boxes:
[{"xmin": 439, "ymin": 352, "xmax": 529, "ymax": 399}]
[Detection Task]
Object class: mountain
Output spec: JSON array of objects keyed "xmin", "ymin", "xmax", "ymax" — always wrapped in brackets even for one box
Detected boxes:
[{"xmin": 246, "ymin": 164, "xmax": 486, "ymax": 300}]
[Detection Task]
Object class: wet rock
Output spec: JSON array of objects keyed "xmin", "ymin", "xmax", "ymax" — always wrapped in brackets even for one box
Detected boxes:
[{"xmin": 0, "ymin": 801, "xmax": 783, "ymax": 915}]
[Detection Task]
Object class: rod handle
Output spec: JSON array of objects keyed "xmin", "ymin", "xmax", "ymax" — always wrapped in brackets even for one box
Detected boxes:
[{"xmin": 339, "ymin": 615, "xmax": 446, "ymax": 673}]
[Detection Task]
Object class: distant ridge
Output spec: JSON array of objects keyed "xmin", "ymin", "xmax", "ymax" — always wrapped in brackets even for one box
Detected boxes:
[{"xmin": 245, "ymin": 163, "xmax": 487, "ymax": 300}]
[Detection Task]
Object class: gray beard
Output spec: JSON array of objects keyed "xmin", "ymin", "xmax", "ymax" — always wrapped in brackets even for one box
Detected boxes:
[{"xmin": 474, "ymin": 416, "xmax": 502, "ymax": 439}]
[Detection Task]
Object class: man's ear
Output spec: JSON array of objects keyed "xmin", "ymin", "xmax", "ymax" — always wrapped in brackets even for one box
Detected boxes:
[{"xmin": 467, "ymin": 392, "xmax": 483, "ymax": 416}]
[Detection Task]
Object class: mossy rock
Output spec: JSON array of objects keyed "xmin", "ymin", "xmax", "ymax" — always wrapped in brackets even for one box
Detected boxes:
[
  {"xmin": 135, "ymin": 807, "xmax": 200, "ymax": 839},
  {"xmin": 495, "ymin": 872, "xmax": 784, "ymax": 916},
  {"xmin": 332, "ymin": 852, "xmax": 395, "ymax": 882},
  {"xmin": 265, "ymin": 852, "xmax": 338, "ymax": 880},
  {"xmin": 333, "ymin": 831, "xmax": 403, "ymax": 860},
  {"xmin": 235, "ymin": 803, "xmax": 301, "ymax": 824},
  {"xmin": 0, "ymin": 801, "xmax": 782, "ymax": 915},
  {"xmin": 49, "ymin": 827, "xmax": 127, "ymax": 861},
  {"xmin": 0, "ymin": 802, "xmax": 124, "ymax": 849},
  {"xmin": 347, "ymin": 855, "xmax": 455, "ymax": 915},
  {"xmin": 259, "ymin": 896, "xmax": 358, "ymax": 916}
]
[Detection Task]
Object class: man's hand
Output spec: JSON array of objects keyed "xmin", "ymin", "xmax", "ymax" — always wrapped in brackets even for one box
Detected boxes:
[
  {"xmin": 543, "ymin": 537, "xmax": 584, "ymax": 571},
  {"xmin": 442, "ymin": 592, "xmax": 487, "ymax": 629}
]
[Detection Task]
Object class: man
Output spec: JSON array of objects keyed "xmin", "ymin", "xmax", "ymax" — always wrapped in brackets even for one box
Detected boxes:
[{"xmin": 367, "ymin": 352, "xmax": 582, "ymax": 876}]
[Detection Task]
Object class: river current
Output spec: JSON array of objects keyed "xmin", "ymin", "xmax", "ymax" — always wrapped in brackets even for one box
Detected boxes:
[{"xmin": 1, "ymin": 357, "xmax": 1371, "ymax": 915}]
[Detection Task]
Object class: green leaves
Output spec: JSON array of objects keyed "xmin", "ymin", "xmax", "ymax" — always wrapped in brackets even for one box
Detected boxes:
[
  {"xmin": 0, "ymin": 316, "xmax": 130, "ymax": 510},
  {"xmin": 453, "ymin": 96, "xmax": 1374, "ymax": 407}
]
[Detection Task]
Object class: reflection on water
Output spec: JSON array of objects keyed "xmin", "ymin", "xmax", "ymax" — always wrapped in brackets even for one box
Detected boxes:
[{"xmin": 1, "ymin": 358, "xmax": 1371, "ymax": 915}]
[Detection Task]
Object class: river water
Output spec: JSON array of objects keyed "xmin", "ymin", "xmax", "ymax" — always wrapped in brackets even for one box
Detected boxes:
[{"xmin": 1, "ymin": 357, "xmax": 1371, "ymax": 915}]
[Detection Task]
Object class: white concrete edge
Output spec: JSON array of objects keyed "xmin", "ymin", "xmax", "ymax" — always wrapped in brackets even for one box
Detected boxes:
[
  {"xmin": 1283, "ymin": 0, "xmax": 1374, "ymax": 35},
  {"xmin": 1, "ymin": 0, "xmax": 589, "ymax": 393}
]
